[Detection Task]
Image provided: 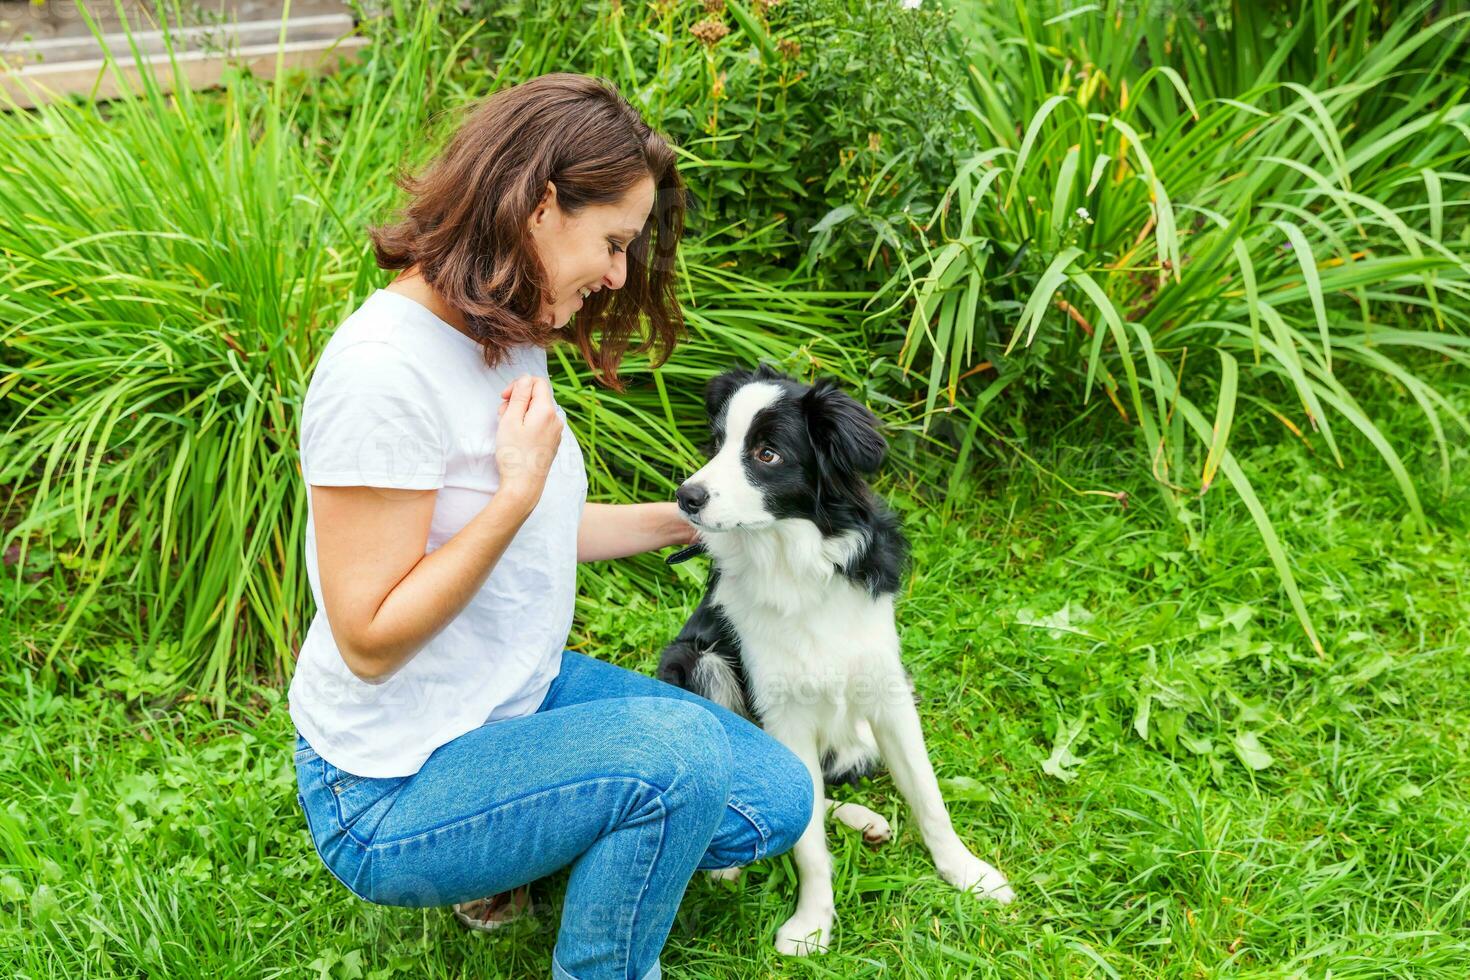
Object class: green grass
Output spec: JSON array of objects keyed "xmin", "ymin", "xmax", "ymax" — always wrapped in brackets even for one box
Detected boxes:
[
  {"xmin": 2, "ymin": 2, "xmax": 1467, "ymax": 974},
  {"xmin": 4, "ymin": 379, "xmax": 1467, "ymax": 978}
]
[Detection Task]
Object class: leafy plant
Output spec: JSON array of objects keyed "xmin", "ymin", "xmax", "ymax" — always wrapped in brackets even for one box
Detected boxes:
[
  {"xmin": 867, "ymin": 0, "xmax": 1470, "ymax": 649},
  {"xmin": 438, "ymin": 0, "xmax": 969, "ymax": 277},
  {"xmin": 0, "ymin": 1, "xmax": 872, "ymax": 703}
]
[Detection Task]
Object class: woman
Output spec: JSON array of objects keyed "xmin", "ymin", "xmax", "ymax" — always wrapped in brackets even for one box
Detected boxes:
[{"xmin": 288, "ymin": 74, "xmax": 814, "ymax": 980}]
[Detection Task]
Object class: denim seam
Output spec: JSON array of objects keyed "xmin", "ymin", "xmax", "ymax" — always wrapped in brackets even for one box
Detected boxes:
[
  {"xmin": 552, "ymin": 949, "xmax": 660, "ymax": 980},
  {"xmin": 322, "ymin": 759, "xmax": 380, "ymax": 832},
  {"xmin": 364, "ymin": 775, "xmax": 671, "ymax": 850},
  {"xmin": 724, "ymin": 792, "xmax": 772, "ymax": 863},
  {"xmin": 297, "ymin": 783, "xmax": 369, "ymax": 902},
  {"xmin": 621, "ymin": 794, "xmax": 666, "ymax": 980}
]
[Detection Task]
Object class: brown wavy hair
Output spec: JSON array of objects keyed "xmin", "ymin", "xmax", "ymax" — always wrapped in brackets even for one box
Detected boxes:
[{"xmin": 369, "ymin": 73, "xmax": 687, "ymax": 392}]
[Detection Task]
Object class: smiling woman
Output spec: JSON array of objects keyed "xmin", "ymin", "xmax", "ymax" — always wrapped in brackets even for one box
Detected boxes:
[
  {"xmin": 367, "ymin": 73, "xmax": 685, "ymax": 391},
  {"xmin": 286, "ymin": 72, "xmax": 814, "ymax": 980}
]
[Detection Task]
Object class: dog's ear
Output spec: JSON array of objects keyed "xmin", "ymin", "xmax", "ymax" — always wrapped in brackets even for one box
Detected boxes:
[{"xmin": 802, "ymin": 378, "xmax": 887, "ymax": 480}]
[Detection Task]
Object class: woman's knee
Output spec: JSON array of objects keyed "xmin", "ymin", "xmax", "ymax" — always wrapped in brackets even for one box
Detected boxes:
[{"xmin": 615, "ymin": 697, "xmax": 733, "ymax": 810}]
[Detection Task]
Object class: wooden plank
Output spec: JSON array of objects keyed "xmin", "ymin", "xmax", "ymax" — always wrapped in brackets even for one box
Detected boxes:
[
  {"xmin": 0, "ymin": 2, "xmax": 365, "ymax": 109},
  {"xmin": 11, "ymin": 14, "xmax": 355, "ymax": 62},
  {"xmin": 0, "ymin": 35, "xmax": 369, "ymax": 108}
]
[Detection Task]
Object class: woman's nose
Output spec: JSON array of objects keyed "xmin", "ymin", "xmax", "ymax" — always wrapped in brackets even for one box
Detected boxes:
[{"xmin": 602, "ymin": 252, "xmax": 628, "ymax": 291}]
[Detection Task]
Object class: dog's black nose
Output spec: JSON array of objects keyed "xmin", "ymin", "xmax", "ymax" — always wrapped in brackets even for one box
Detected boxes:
[{"xmin": 676, "ymin": 483, "xmax": 709, "ymax": 515}]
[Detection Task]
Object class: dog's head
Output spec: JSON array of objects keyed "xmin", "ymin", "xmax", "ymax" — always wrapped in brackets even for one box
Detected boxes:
[{"xmin": 675, "ymin": 364, "xmax": 886, "ymax": 533}]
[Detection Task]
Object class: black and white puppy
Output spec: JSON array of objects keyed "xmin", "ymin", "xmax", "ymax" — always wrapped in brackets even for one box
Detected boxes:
[{"xmin": 657, "ymin": 364, "xmax": 1015, "ymax": 957}]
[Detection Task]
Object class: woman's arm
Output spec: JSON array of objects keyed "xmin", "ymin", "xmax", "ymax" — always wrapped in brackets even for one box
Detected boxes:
[
  {"xmin": 313, "ymin": 374, "xmax": 562, "ymax": 684},
  {"xmin": 315, "ymin": 484, "xmax": 539, "ymax": 683},
  {"xmin": 577, "ymin": 501, "xmax": 697, "ymax": 562}
]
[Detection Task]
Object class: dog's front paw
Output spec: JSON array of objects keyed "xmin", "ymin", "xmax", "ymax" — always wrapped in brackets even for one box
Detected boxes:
[
  {"xmin": 829, "ymin": 801, "xmax": 891, "ymax": 845},
  {"xmin": 936, "ymin": 855, "xmax": 1015, "ymax": 904},
  {"xmin": 774, "ymin": 912, "xmax": 832, "ymax": 956}
]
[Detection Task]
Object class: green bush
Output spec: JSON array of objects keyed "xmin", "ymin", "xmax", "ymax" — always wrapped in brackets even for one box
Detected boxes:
[
  {"xmin": 2, "ymin": 0, "xmax": 1466, "ymax": 702},
  {"xmin": 434, "ymin": 0, "xmax": 970, "ymax": 279},
  {"xmin": 0, "ymin": 2, "xmax": 868, "ymax": 702},
  {"xmin": 863, "ymin": 0, "xmax": 1470, "ymax": 648}
]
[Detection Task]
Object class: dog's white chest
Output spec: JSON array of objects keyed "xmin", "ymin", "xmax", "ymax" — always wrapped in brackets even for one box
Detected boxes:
[
  {"xmin": 704, "ymin": 521, "xmax": 903, "ymax": 727},
  {"xmin": 715, "ymin": 571, "xmax": 893, "ymax": 654}
]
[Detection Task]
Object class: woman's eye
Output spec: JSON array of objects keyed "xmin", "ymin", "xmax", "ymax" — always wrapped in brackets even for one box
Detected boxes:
[
  {"xmin": 754, "ymin": 447, "xmax": 781, "ymax": 465},
  {"xmin": 608, "ymin": 239, "xmax": 626, "ymax": 255}
]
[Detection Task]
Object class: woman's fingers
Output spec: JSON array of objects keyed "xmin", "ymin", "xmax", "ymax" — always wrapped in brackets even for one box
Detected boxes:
[
  {"xmin": 528, "ymin": 376, "xmax": 554, "ymax": 414},
  {"xmin": 503, "ymin": 375, "xmax": 533, "ymax": 420},
  {"xmin": 497, "ymin": 375, "xmax": 560, "ymax": 432},
  {"xmin": 500, "ymin": 375, "xmax": 530, "ymax": 401}
]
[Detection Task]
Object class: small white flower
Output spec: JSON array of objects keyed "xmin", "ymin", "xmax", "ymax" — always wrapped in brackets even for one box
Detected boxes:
[
  {"xmin": 1075, "ymin": 207, "xmax": 1091, "ymax": 221},
  {"xmin": 901, "ymin": 0, "xmax": 922, "ymax": 8}
]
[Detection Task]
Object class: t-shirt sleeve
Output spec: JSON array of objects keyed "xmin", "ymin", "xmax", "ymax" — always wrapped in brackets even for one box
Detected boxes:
[{"xmin": 300, "ymin": 341, "xmax": 448, "ymax": 490}]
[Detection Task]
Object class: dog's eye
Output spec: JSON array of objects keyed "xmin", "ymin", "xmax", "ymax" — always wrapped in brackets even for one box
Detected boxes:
[{"xmin": 754, "ymin": 447, "xmax": 781, "ymax": 465}]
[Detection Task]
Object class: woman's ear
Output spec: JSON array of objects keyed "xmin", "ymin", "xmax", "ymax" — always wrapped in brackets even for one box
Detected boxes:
[{"xmin": 529, "ymin": 180, "xmax": 557, "ymax": 228}]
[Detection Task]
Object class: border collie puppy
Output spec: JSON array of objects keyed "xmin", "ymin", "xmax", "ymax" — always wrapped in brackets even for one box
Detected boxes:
[{"xmin": 657, "ymin": 364, "xmax": 1015, "ymax": 957}]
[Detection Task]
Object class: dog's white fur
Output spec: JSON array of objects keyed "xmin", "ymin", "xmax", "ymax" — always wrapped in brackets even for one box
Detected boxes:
[{"xmin": 685, "ymin": 382, "xmax": 1015, "ymax": 956}]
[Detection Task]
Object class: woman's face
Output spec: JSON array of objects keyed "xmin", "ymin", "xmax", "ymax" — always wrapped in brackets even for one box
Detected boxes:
[{"xmin": 527, "ymin": 175, "xmax": 657, "ymax": 330}]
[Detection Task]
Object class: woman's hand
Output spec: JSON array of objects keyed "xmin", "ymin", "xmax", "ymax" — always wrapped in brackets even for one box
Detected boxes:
[
  {"xmin": 664, "ymin": 504, "xmax": 699, "ymax": 546},
  {"xmin": 494, "ymin": 375, "xmax": 562, "ymax": 511}
]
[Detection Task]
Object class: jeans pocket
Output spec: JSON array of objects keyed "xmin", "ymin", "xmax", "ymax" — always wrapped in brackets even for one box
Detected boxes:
[
  {"xmin": 330, "ymin": 771, "xmax": 409, "ymax": 846},
  {"xmin": 332, "ymin": 775, "xmax": 368, "ymax": 794},
  {"xmin": 322, "ymin": 761, "xmax": 368, "ymax": 795},
  {"xmin": 298, "ymin": 790, "xmax": 372, "ymax": 902}
]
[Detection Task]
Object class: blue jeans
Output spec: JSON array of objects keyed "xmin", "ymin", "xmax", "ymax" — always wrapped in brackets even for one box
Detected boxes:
[{"xmin": 293, "ymin": 648, "xmax": 813, "ymax": 980}]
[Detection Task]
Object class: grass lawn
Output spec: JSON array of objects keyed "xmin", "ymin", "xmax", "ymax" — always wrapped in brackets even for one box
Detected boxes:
[{"xmin": 3, "ymin": 382, "xmax": 1468, "ymax": 978}]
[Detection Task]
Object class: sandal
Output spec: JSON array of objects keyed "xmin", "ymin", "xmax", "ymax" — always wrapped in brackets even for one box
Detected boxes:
[{"xmin": 452, "ymin": 884, "xmax": 534, "ymax": 933}]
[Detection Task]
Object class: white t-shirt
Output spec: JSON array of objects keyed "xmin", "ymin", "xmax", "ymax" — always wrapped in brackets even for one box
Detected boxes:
[{"xmin": 287, "ymin": 288, "xmax": 587, "ymax": 778}]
